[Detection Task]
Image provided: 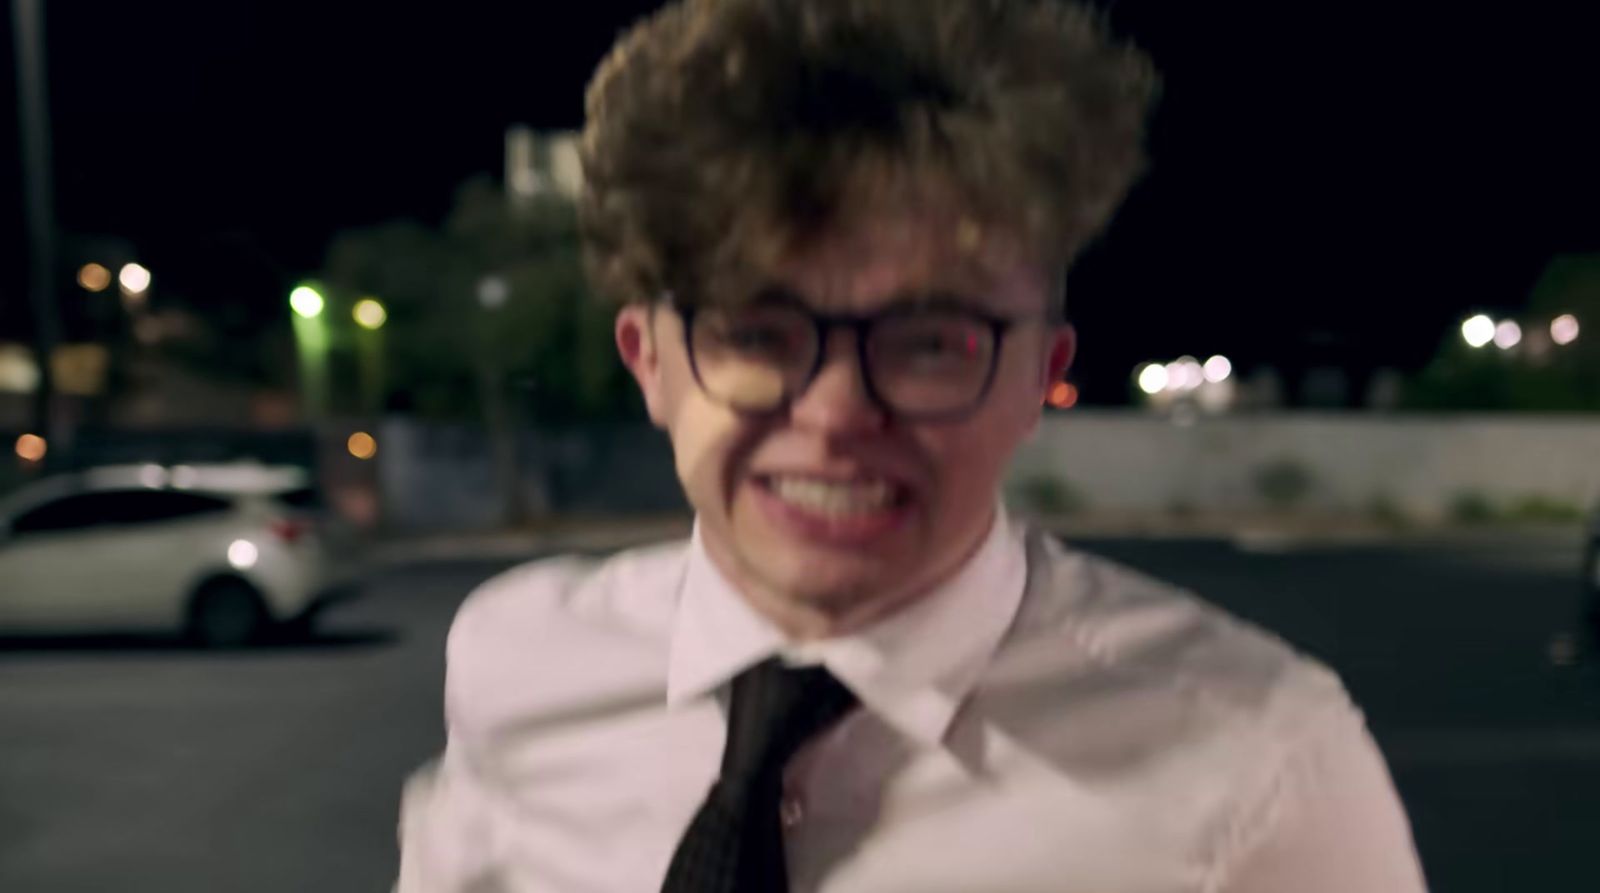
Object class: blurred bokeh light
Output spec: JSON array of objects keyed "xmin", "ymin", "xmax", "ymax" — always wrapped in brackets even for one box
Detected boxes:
[
  {"xmin": 1550, "ymin": 314, "xmax": 1580, "ymax": 346},
  {"xmin": 1461, "ymin": 314, "xmax": 1495, "ymax": 348},
  {"xmin": 353, "ymin": 298, "xmax": 388, "ymax": 330},
  {"xmin": 77, "ymin": 262, "xmax": 111, "ymax": 292},
  {"xmin": 14, "ymin": 433, "xmax": 47, "ymax": 463},
  {"xmin": 1493, "ymin": 320, "xmax": 1522, "ymax": 350},
  {"xmin": 118, "ymin": 262, "xmax": 152, "ymax": 295},
  {"xmin": 290, "ymin": 285, "xmax": 327, "ymax": 319},
  {"xmin": 348, "ymin": 431, "xmax": 378, "ymax": 460}
]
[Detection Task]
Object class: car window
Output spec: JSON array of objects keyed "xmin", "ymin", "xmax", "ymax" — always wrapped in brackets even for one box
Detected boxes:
[
  {"xmin": 272, "ymin": 487, "xmax": 324, "ymax": 511},
  {"xmin": 9, "ymin": 490, "xmax": 231, "ymax": 537},
  {"xmin": 117, "ymin": 491, "xmax": 233, "ymax": 524},
  {"xmin": 11, "ymin": 493, "xmax": 122, "ymax": 536}
]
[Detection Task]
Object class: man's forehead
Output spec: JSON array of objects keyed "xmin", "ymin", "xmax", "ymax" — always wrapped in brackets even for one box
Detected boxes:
[{"xmin": 767, "ymin": 212, "xmax": 1047, "ymax": 313}]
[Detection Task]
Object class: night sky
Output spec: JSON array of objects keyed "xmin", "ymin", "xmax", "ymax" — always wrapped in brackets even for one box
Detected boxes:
[{"xmin": 3, "ymin": 0, "xmax": 1597, "ymax": 404}]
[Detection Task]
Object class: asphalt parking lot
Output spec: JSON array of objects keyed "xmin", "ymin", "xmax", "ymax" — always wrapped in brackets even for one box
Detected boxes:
[{"xmin": 1, "ymin": 531, "xmax": 1595, "ymax": 892}]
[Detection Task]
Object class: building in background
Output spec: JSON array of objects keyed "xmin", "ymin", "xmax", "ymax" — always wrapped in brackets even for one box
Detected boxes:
[{"xmin": 505, "ymin": 126, "xmax": 583, "ymax": 203}]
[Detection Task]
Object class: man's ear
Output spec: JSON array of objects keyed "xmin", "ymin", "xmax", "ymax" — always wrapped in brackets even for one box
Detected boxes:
[
  {"xmin": 1042, "ymin": 323, "xmax": 1077, "ymax": 389},
  {"xmin": 616, "ymin": 303, "xmax": 668, "ymax": 427}
]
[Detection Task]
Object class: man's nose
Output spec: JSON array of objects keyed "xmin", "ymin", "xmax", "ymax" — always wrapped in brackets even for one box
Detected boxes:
[{"xmin": 787, "ymin": 331, "xmax": 888, "ymax": 433}]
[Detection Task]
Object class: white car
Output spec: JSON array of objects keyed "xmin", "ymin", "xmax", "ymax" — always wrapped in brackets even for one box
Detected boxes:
[{"xmin": 0, "ymin": 462, "xmax": 361, "ymax": 646}]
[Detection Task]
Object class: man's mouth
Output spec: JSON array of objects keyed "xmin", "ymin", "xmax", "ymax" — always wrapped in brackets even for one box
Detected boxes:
[{"xmin": 755, "ymin": 474, "xmax": 910, "ymax": 518}]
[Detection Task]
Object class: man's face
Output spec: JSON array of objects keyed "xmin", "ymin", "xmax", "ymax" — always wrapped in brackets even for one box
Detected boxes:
[{"xmin": 618, "ymin": 210, "xmax": 1074, "ymax": 632}]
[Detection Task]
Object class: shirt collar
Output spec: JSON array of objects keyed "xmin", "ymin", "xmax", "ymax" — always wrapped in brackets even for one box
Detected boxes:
[{"xmin": 666, "ymin": 508, "xmax": 1027, "ymax": 751}]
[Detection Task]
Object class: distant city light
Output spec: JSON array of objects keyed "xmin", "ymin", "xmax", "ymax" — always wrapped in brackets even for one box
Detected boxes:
[
  {"xmin": 1203, "ymin": 355, "xmax": 1233, "ymax": 383},
  {"xmin": 1493, "ymin": 320, "xmax": 1522, "ymax": 350},
  {"xmin": 1165, "ymin": 356, "xmax": 1203, "ymax": 391},
  {"xmin": 118, "ymin": 263, "xmax": 152, "ymax": 295},
  {"xmin": 1551, "ymin": 314, "xmax": 1580, "ymax": 346},
  {"xmin": 78, "ymin": 263, "xmax": 111, "ymax": 292},
  {"xmin": 1137, "ymin": 363, "xmax": 1169, "ymax": 395},
  {"xmin": 477, "ymin": 276, "xmax": 509, "ymax": 310},
  {"xmin": 290, "ymin": 285, "xmax": 326, "ymax": 319},
  {"xmin": 1046, "ymin": 382, "xmax": 1079, "ymax": 409},
  {"xmin": 348, "ymin": 431, "xmax": 378, "ymax": 460},
  {"xmin": 14, "ymin": 433, "xmax": 46, "ymax": 463},
  {"xmin": 227, "ymin": 539, "xmax": 260, "ymax": 571},
  {"xmin": 353, "ymin": 298, "xmax": 388, "ymax": 330},
  {"xmin": 1461, "ymin": 314, "xmax": 1495, "ymax": 348}
]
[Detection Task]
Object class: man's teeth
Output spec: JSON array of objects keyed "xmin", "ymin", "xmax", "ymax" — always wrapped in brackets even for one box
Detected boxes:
[{"xmin": 768, "ymin": 476, "xmax": 897, "ymax": 515}]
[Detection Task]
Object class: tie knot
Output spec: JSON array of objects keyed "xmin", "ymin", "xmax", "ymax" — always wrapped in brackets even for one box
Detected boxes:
[{"xmin": 720, "ymin": 658, "xmax": 858, "ymax": 783}]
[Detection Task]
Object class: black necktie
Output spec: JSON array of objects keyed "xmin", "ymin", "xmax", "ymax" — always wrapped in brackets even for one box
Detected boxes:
[{"xmin": 661, "ymin": 658, "xmax": 858, "ymax": 893}]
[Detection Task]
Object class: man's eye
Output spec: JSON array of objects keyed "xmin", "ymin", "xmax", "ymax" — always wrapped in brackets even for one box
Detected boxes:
[
  {"xmin": 727, "ymin": 327, "xmax": 787, "ymax": 348},
  {"xmin": 893, "ymin": 328, "xmax": 981, "ymax": 360},
  {"xmin": 718, "ymin": 325, "xmax": 804, "ymax": 358},
  {"xmin": 909, "ymin": 334, "xmax": 960, "ymax": 354}
]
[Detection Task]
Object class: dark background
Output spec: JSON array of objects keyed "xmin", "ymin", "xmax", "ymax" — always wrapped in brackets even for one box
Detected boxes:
[{"xmin": 3, "ymin": 0, "xmax": 1598, "ymax": 403}]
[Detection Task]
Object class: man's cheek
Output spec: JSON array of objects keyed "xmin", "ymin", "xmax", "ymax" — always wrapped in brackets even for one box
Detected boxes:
[{"xmin": 670, "ymin": 397, "xmax": 749, "ymax": 510}]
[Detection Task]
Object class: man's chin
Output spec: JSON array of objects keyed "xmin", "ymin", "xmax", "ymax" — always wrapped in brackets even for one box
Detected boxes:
[{"xmin": 739, "ymin": 537, "xmax": 901, "ymax": 607}]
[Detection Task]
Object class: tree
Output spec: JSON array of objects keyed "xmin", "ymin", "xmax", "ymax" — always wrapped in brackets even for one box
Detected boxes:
[
  {"xmin": 1403, "ymin": 254, "xmax": 1599, "ymax": 412},
  {"xmin": 320, "ymin": 178, "xmax": 638, "ymax": 424},
  {"xmin": 320, "ymin": 176, "xmax": 641, "ymax": 523}
]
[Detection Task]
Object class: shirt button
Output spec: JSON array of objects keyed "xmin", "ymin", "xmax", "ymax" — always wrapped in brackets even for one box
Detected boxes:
[{"xmin": 780, "ymin": 795, "xmax": 806, "ymax": 829}]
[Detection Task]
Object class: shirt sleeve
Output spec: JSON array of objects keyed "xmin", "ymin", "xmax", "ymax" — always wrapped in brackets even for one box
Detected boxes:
[
  {"xmin": 395, "ymin": 738, "xmax": 506, "ymax": 893},
  {"xmin": 396, "ymin": 586, "xmax": 507, "ymax": 893},
  {"xmin": 1213, "ymin": 707, "xmax": 1429, "ymax": 893}
]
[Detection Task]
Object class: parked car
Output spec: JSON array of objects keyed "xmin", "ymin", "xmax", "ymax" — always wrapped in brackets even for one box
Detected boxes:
[{"xmin": 0, "ymin": 462, "xmax": 362, "ymax": 646}]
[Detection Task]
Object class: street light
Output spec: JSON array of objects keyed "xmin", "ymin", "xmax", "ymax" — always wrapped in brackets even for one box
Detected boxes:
[
  {"xmin": 352, "ymin": 299, "xmax": 387, "ymax": 413},
  {"xmin": 348, "ymin": 431, "xmax": 378, "ymax": 460},
  {"xmin": 14, "ymin": 433, "xmax": 46, "ymax": 463},
  {"xmin": 77, "ymin": 263, "xmax": 111, "ymax": 292},
  {"xmin": 1045, "ymin": 381, "xmax": 1078, "ymax": 409},
  {"xmin": 1203, "ymin": 355, "xmax": 1233, "ymax": 383},
  {"xmin": 1461, "ymin": 314, "xmax": 1495, "ymax": 348},
  {"xmin": 1551, "ymin": 314, "xmax": 1580, "ymax": 346},
  {"xmin": 1493, "ymin": 320, "xmax": 1522, "ymax": 350},
  {"xmin": 290, "ymin": 285, "xmax": 326, "ymax": 319},
  {"xmin": 289, "ymin": 285, "xmax": 330, "ymax": 418},
  {"xmin": 1166, "ymin": 356, "xmax": 1203, "ymax": 391},
  {"xmin": 353, "ymin": 298, "xmax": 387, "ymax": 330},
  {"xmin": 1137, "ymin": 363, "xmax": 1169, "ymax": 395},
  {"xmin": 118, "ymin": 263, "xmax": 151, "ymax": 295}
]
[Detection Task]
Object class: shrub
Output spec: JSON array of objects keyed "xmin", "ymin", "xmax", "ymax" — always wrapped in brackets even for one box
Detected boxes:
[
  {"xmin": 1449, "ymin": 491, "xmax": 1497, "ymax": 524},
  {"xmin": 1507, "ymin": 495, "xmax": 1585, "ymax": 524},
  {"xmin": 1253, "ymin": 458, "xmax": 1315, "ymax": 509},
  {"xmin": 1008, "ymin": 474, "xmax": 1087, "ymax": 517}
]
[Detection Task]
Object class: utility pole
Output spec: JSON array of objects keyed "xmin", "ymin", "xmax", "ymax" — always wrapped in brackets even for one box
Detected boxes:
[{"xmin": 13, "ymin": 0, "xmax": 62, "ymax": 444}]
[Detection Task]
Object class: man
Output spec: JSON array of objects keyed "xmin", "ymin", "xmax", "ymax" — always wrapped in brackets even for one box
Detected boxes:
[{"xmin": 399, "ymin": 1, "xmax": 1428, "ymax": 890}]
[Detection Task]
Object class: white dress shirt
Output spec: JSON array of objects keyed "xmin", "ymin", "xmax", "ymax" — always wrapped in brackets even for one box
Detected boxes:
[{"xmin": 397, "ymin": 512, "xmax": 1428, "ymax": 892}]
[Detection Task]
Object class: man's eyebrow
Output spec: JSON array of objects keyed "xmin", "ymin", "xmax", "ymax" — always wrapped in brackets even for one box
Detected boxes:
[
  {"xmin": 744, "ymin": 285, "xmax": 987, "ymax": 315},
  {"xmin": 878, "ymin": 290, "xmax": 986, "ymax": 313},
  {"xmin": 746, "ymin": 284, "xmax": 808, "ymax": 307}
]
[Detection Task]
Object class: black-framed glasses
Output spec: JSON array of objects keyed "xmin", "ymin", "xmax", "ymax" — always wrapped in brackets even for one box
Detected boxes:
[{"xmin": 672, "ymin": 293, "xmax": 1040, "ymax": 421}]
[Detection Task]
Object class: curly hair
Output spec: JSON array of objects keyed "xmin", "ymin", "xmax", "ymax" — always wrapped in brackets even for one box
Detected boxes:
[{"xmin": 579, "ymin": 0, "xmax": 1158, "ymax": 314}]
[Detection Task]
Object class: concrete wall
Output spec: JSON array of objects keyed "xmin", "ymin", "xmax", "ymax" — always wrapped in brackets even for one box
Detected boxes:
[
  {"xmin": 376, "ymin": 419, "xmax": 684, "ymax": 531},
  {"xmin": 1011, "ymin": 411, "xmax": 1600, "ymax": 518},
  {"xmin": 368, "ymin": 412, "xmax": 1600, "ymax": 530}
]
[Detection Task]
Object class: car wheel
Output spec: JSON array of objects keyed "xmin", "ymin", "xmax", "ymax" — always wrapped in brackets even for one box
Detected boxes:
[{"xmin": 186, "ymin": 578, "xmax": 269, "ymax": 648}]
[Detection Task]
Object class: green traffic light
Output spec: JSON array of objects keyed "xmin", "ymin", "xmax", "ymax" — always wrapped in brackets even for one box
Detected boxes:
[{"xmin": 290, "ymin": 285, "xmax": 326, "ymax": 319}]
